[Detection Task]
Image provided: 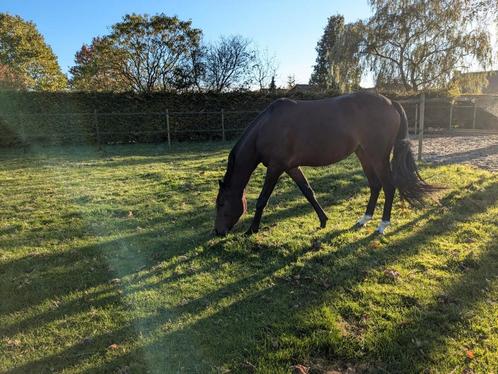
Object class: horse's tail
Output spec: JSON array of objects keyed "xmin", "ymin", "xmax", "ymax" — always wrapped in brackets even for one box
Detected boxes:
[{"xmin": 391, "ymin": 101, "xmax": 438, "ymax": 206}]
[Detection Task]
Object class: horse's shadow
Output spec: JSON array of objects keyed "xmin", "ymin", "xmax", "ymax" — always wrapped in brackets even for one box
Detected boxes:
[
  {"xmin": 61, "ymin": 178, "xmax": 495, "ymax": 374},
  {"xmin": 3, "ymin": 143, "xmax": 497, "ymax": 373}
]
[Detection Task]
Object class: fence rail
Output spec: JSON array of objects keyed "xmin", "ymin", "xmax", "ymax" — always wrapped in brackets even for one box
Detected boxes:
[{"xmin": 2, "ymin": 95, "xmax": 498, "ymax": 160}]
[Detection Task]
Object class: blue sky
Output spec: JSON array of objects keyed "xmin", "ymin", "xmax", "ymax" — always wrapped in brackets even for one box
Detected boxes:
[{"xmin": 1, "ymin": 0, "xmax": 373, "ymax": 86}]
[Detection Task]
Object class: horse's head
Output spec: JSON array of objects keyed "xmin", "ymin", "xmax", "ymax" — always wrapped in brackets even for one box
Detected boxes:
[{"xmin": 214, "ymin": 179, "xmax": 247, "ymax": 236}]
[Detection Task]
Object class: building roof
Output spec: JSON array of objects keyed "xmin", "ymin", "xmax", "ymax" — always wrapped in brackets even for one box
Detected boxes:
[{"xmin": 458, "ymin": 70, "xmax": 498, "ymax": 93}]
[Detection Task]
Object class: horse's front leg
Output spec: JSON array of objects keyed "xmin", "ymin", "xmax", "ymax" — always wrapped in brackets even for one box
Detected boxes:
[
  {"xmin": 246, "ymin": 167, "xmax": 283, "ymax": 235},
  {"xmin": 286, "ymin": 167, "xmax": 328, "ymax": 228}
]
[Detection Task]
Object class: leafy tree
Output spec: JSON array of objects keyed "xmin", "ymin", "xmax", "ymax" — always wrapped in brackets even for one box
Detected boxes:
[
  {"xmin": 310, "ymin": 15, "xmax": 343, "ymax": 90},
  {"xmin": 110, "ymin": 14, "xmax": 202, "ymax": 92},
  {"xmin": 169, "ymin": 44, "xmax": 206, "ymax": 92},
  {"xmin": 287, "ymin": 74, "xmax": 295, "ymax": 89},
  {"xmin": 0, "ymin": 13, "xmax": 67, "ymax": 91},
  {"xmin": 268, "ymin": 75, "xmax": 277, "ymax": 94},
  {"xmin": 309, "ymin": 15, "xmax": 363, "ymax": 93},
  {"xmin": 0, "ymin": 63, "xmax": 23, "ymax": 89},
  {"xmin": 204, "ymin": 35, "xmax": 255, "ymax": 92},
  {"xmin": 70, "ymin": 37, "xmax": 127, "ymax": 91},
  {"xmin": 70, "ymin": 13, "xmax": 202, "ymax": 93},
  {"xmin": 364, "ymin": 0, "xmax": 494, "ymax": 92}
]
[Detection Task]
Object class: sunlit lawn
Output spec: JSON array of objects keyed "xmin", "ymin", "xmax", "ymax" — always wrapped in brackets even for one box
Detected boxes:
[{"xmin": 0, "ymin": 142, "xmax": 497, "ymax": 373}]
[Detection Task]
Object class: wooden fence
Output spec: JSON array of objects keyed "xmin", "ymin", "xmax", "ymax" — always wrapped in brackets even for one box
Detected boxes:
[{"xmin": 2, "ymin": 94, "xmax": 498, "ymax": 161}]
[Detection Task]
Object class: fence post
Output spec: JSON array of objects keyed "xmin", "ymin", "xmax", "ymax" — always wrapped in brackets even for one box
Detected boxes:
[
  {"xmin": 165, "ymin": 109, "xmax": 171, "ymax": 148},
  {"xmin": 472, "ymin": 99, "xmax": 477, "ymax": 129},
  {"xmin": 418, "ymin": 93, "xmax": 425, "ymax": 161},
  {"xmin": 414, "ymin": 103, "xmax": 419, "ymax": 135},
  {"xmin": 221, "ymin": 109, "xmax": 226, "ymax": 141},
  {"xmin": 449, "ymin": 99, "xmax": 454, "ymax": 130},
  {"xmin": 19, "ymin": 112, "xmax": 27, "ymax": 153},
  {"xmin": 93, "ymin": 109, "xmax": 101, "ymax": 150}
]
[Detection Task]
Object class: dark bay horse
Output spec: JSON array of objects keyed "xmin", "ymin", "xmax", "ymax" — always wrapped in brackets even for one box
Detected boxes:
[{"xmin": 214, "ymin": 92, "xmax": 435, "ymax": 236}]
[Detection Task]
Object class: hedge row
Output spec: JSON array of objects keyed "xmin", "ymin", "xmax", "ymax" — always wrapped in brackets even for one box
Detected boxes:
[
  {"xmin": 0, "ymin": 91, "xmax": 327, "ymax": 146},
  {"xmin": 0, "ymin": 90, "xmax": 497, "ymax": 147}
]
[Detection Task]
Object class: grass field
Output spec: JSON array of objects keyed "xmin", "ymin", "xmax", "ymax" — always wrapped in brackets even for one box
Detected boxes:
[{"xmin": 1, "ymin": 142, "xmax": 497, "ymax": 374}]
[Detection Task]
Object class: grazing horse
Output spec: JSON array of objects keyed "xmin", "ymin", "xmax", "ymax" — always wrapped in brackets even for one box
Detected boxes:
[{"xmin": 214, "ymin": 92, "xmax": 435, "ymax": 236}]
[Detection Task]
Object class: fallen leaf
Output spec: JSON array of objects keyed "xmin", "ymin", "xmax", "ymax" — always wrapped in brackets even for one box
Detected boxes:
[
  {"xmin": 466, "ymin": 350, "xmax": 475, "ymax": 359},
  {"xmin": 127, "ymin": 211, "xmax": 133, "ymax": 218},
  {"xmin": 108, "ymin": 343, "xmax": 120, "ymax": 350},
  {"xmin": 5, "ymin": 339, "xmax": 21, "ymax": 347},
  {"xmin": 291, "ymin": 364, "xmax": 309, "ymax": 374},
  {"xmin": 369, "ymin": 240, "xmax": 382, "ymax": 249},
  {"xmin": 383, "ymin": 269, "xmax": 400, "ymax": 280}
]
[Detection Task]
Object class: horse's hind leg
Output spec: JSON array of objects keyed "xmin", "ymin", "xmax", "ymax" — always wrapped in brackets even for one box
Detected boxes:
[
  {"xmin": 287, "ymin": 167, "xmax": 328, "ymax": 228},
  {"xmin": 246, "ymin": 167, "xmax": 283, "ymax": 235},
  {"xmin": 374, "ymin": 160, "xmax": 396, "ymax": 234},
  {"xmin": 355, "ymin": 148, "xmax": 382, "ymax": 227}
]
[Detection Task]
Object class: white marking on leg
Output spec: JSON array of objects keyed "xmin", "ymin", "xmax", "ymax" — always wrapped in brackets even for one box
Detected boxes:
[
  {"xmin": 376, "ymin": 220, "xmax": 391, "ymax": 234},
  {"xmin": 357, "ymin": 214, "xmax": 372, "ymax": 226}
]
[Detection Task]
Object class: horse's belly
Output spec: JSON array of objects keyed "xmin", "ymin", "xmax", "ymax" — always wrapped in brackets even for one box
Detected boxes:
[
  {"xmin": 290, "ymin": 131, "xmax": 358, "ymax": 167},
  {"xmin": 296, "ymin": 149, "xmax": 353, "ymax": 167}
]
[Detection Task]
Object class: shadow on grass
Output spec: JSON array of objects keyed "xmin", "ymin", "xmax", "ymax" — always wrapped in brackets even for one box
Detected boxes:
[
  {"xmin": 6, "ymin": 178, "xmax": 495, "ymax": 373},
  {"xmin": 2, "ymin": 142, "xmax": 496, "ymax": 373},
  {"xmin": 369, "ymin": 236, "xmax": 498, "ymax": 372}
]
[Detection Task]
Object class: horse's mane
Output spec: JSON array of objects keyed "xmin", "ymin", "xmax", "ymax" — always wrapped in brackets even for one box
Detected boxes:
[{"xmin": 222, "ymin": 106, "xmax": 271, "ymax": 186}]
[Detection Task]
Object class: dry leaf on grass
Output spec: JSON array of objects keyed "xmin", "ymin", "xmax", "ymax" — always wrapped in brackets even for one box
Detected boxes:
[
  {"xmin": 383, "ymin": 269, "xmax": 400, "ymax": 280},
  {"xmin": 369, "ymin": 240, "xmax": 382, "ymax": 249},
  {"xmin": 291, "ymin": 364, "xmax": 309, "ymax": 374},
  {"xmin": 5, "ymin": 339, "xmax": 21, "ymax": 347},
  {"xmin": 465, "ymin": 350, "xmax": 475, "ymax": 359}
]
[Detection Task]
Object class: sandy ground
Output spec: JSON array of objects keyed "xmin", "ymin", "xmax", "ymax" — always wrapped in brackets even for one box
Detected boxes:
[{"xmin": 410, "ymin": 134, "xmax": 498, "ymax": 172}]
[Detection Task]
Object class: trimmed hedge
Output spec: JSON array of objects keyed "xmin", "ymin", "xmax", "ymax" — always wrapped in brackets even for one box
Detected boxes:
[
  {"xmin": 0, "ymin": 90, "xmax": 497, "ymax": 147},
  {"xmin": 0, "ymin": 91, "xmax": 331, "ymax": 146}
]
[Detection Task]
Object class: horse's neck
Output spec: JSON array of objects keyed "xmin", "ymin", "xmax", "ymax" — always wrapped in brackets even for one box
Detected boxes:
[{"xmin": 230, "ymin": 136, "xmax": 259, "ymax": 193}]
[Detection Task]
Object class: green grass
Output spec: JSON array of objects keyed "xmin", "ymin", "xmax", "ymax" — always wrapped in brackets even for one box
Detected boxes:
[{"xmin": 0, "ymin": 142, "xmax": 497, "ymax": 374}]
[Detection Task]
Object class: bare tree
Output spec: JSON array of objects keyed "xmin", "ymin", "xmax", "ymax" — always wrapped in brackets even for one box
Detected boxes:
[
  {"xmin": 204, "ymin": 35, "xmax": 255, "ymax": 92},
  {"xmin": 252, "ymin": 48, "xmax": 278, "ymax": 91}
]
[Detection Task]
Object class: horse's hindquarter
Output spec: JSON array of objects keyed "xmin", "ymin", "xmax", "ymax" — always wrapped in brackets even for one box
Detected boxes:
[{"xmin": 257, "ymin": 96, "xmax": 384, "ymax": 169}]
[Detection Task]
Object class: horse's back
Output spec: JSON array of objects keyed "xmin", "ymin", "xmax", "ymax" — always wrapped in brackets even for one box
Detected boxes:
[{"xmin": 254, "ymin": 93, "xmax": 400, "ymax": 168}]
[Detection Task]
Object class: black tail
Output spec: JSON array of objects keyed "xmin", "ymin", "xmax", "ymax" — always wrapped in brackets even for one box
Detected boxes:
[{"xmin": 391, "ymin": 101, "xmax": 438, "ymax": 207}]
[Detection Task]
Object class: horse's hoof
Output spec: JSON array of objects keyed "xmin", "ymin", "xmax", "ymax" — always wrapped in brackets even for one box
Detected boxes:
[
  {"xmin": 375, "ymin": 220, "xmax": 390, "ymax": 235},
  {"xmin": 244, "ymin": 228, "xmax": 258, "ymax": 236},
  {"xmin": 356, "ymin": 214, "xmax": 372, "ymax": 228},
  {"xmin": 318, "ymin": 215, "xmax": 328, "ymax": 229}
]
